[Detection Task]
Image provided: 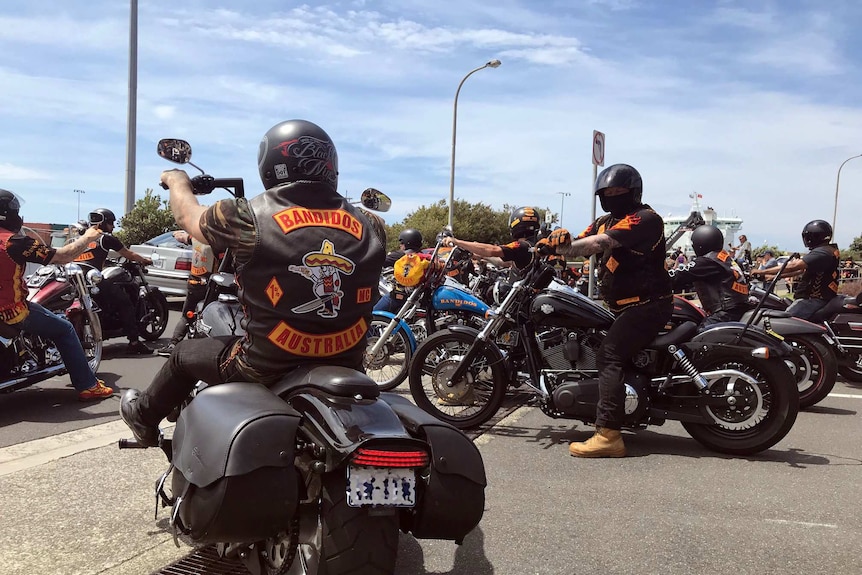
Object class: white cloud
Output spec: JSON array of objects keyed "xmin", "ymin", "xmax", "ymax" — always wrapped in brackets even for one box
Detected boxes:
[{"xmin": 0, "ymin": 163, "xmax": 51, "ymax": 181}]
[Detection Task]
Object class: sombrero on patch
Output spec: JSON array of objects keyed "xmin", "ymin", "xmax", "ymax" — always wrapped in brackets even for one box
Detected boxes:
[{"xmin": 303, "ymin": 240, "xmax": 354, "ymax": 274}]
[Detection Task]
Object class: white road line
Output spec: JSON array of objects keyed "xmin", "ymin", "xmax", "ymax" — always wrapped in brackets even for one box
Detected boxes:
[
  {"xmin": 827, "ymin": 393, "xmax": 862, "ymax": 399},
  {"xmin": 765, "ymin": 519, "xmax": 838, "ymax": 529}
]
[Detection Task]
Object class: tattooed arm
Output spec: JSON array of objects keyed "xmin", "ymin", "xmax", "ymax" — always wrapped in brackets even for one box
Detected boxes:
[{"xmin": 557, "ymin": 234, "xmax": 621, "ymax": 258}]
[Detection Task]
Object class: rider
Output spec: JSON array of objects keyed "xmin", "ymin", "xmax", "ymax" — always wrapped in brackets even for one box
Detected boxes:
[
  {"xmin": 375, "ymin": 228, "xmax": 423, "ymax": 314},
  {"xmin": 156, "ymin": 229, "xmax": 221, "ymax": 356},
  {"xmin": 669, "ymin": 225, "xmax": 750, "ymax": 329},
  {"xmin": 120, "ymin": 119, "xmax": 387, "ymax": 446},
  {"xmin": 751, "ymin": 219, "xmax": 839, "ymax": 321},
  {"xmin": 0, "ymin": 189, "xmax": 113, "ymax": 400},
  {"xmin": 443, "ymin": 206, "xmax": 540, "ymax": 272},
  {"xmin": 75, "ymin": 208, "xmax": 154, "ymax": 355},
  {"xmin": 537, "ymin": 164, "xmax": 672, "ymax": 458}
]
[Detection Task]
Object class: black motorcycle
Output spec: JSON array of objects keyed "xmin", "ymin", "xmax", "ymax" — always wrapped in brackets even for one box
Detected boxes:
[
  {"xmin": 91, "ymin": 257, "xmax": 170, "ymax": 342},
  {"xmin": 118, "ymin": 138, "xmax": 486, "ymax": 575},
  {"xmin": 408, "ymin": 252, "xmax": 800, "ymax": 456}
]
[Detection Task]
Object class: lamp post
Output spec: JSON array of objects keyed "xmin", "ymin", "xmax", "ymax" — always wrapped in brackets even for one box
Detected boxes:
[
  {"xmin": 73, "ymin": 189, "xmax": 86, "ymax": 222},
  {"xmin": 448, "ymin": 59, "xmax": 502, "ymax": 229},
  {"xmin": 556, "ymin": 192, "xmax": 571, "ymax": 228},
  {"xmin": 833, "ymin": 153, "xmax": 862, "ymax": 237}
]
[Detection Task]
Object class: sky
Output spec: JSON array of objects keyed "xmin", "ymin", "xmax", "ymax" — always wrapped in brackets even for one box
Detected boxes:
[{"xmin": 2, "ymin": 0, "xmax": 862, "ymax": 253}]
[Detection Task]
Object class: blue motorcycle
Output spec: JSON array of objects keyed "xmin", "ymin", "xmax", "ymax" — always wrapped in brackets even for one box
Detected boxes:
[{"xmin": 365, "ymin": 239, "xmax": 490, "ymax": 390}]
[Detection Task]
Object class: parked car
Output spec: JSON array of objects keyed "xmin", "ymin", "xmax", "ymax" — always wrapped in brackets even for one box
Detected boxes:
[{"xmin": 128, "ymin": 231, "xmax": 192, "ymax": 297}]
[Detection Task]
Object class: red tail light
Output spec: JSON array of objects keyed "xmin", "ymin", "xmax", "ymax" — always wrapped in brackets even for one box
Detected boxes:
[
  {"xmin": 175, "ymin": 259, "xmax": 191, "ymax": 271},
  {"xmin": 351, "ymin": 448, "xmax": 429, "ymax": 468}
]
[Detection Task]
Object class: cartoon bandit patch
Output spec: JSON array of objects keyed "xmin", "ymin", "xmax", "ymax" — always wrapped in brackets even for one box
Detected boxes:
[{"xmin": 288, "ymin": 239, "xmax": 355, "ymax": 318}]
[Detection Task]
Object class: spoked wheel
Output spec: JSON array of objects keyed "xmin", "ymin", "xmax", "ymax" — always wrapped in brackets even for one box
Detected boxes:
[
  {"xmin": 138, "ymin": 290, "xmax": 169, "ymax": 340},
  {"xmin": 783, "ymin": 335, "xmax": 837, "ymax": 408},
  {"xmin": 71, "ymin": 313, "xmax": 102, "ymax": 373},
  {"xmin": 681, "ymin": 355, "xmax": 799, "ymax": 455},
  {"xmin": 408, "ymin": 329, "xmax": 507, "ymax": 429},
  {"xmin": 364, "ymin": 319, "xmax": 413, "ymax": 391},
  {"xmin": 838, "ymin": 352, "xmax": 862, "ymax": 382},
  {"xmin": 292, "ymin": 471, "xmax": 398, "ymax": 574}
]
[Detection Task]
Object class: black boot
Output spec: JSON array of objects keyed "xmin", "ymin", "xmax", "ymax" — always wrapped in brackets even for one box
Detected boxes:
[{"xmin": 120, "ymin": 389, "xmax": 160, "ymax": 447}]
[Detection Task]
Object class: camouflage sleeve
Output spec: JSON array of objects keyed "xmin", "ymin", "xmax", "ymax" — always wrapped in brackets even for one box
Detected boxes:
[
  {"xmin": 356, "ymin": 207, "xmax": 387, "ymax": 248},
  {"xmin": 6, "ymin": 235, "xmax": 55, "ymax": 265},
  {"xmin": 199, "ymin": 198, "xmax": 256, "ymax": 264}
]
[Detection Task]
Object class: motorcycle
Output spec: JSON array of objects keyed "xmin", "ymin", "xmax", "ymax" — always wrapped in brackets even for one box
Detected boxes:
[
  {"xmin": 118, "ymin": 138, "xmax": 486, "ymax": 575},
  {"xmin": 0, "ymin": 262, "xmax": 102, "ymax": 393},
  {"xmin": 365, "ymin": 237, "xmax": 491, "ymax": 391},
  {"xmin": 407, "ymin": 251, "xmax": 800, "ymax": 455}
]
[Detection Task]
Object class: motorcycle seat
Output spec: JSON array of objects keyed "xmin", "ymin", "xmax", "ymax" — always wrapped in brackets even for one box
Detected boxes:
[
  {"xmin": 650, "ymin": 321, "xmax": 698, "ymax": 349},
  {"xmin": 757, "ymin": 309, "xmax": 792, "ymax": 318},
  {"xmin": 269, "ymin": 364, "xmax": 380, "ymax": 399}
]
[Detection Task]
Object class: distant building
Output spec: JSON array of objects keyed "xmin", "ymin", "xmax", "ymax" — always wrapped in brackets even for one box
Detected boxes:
[
  {"xmin": 23, "ymin": 222, "xmax": 79, "ymax": 248},
  {"xmin": 664, "ymin": 196, "xmax": 743, "ymax": 257}
]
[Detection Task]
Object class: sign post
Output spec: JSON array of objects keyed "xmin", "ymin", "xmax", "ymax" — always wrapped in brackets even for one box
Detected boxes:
[{"xmin": 588, "ymin": 131, "xmax": 605, "ymax": 298}]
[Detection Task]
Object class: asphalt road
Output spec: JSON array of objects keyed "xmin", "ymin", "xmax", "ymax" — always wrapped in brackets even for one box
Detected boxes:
[{"xmin": 0, "ymin": 304, "xmax": 860, "ymax": 574}]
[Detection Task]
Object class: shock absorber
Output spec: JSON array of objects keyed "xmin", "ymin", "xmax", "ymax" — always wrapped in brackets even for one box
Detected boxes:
[{"xmin": 668, "ymin": 345, "xmax": 709, "ymax": 391}]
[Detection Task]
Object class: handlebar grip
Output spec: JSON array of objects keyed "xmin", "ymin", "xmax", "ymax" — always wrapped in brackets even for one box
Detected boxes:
[{"xmin": 118, "ymin": 438, "xmax": 148, "ymax": 449}]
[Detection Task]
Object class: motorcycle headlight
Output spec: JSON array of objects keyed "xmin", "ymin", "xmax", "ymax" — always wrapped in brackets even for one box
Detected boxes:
[{"xmin": 86, "ymin": 269, "xmax": 104, "ymax": 284}]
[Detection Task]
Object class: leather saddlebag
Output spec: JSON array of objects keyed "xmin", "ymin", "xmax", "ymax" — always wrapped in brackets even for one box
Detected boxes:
[
  {"xmin": 381, "ymin": 394, "xmax": 486, "ymax": 543},
  {"xmin": 170, "ymin": 382, "xmax": 301, "ymax": 544}
]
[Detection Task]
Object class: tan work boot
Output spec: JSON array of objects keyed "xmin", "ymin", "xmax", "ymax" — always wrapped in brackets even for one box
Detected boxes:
[{"xmin": 569, "ymin": 427, "xmax": 627, "ymax": 458}]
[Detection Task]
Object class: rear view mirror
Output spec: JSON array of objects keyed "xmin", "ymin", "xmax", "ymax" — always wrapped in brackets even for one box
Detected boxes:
[
  {"xmin": 359, "ymin": 188, "xmax": 391, "ymax": 212},
  {"xmin": 157, "ymin": 139, "xmax": 192, "ymax": 165}
]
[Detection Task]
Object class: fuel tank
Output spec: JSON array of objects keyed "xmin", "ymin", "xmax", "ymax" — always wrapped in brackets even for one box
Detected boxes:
[
  {"xmin": 672, "ymin": 295, "xmax": 706, "ymax": 324},
  {"xmin": 432, "ymin": 283, "xmax": 489, "ymax": 316},
  {"xmin": 530, "ymin": 288, "xmax": 614, "ymax": 330}
]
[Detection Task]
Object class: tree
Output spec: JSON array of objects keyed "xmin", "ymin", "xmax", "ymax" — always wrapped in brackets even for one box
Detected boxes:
[
  {"xmin": 115, "ymin": 188, "xmax": 178, "ymax": 246},
  {"xmin": 848, "ymin": 235, "xmax": 862, "ymax": 257}
]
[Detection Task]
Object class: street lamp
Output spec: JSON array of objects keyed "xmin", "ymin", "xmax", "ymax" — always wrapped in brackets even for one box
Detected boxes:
[
  {"xmin": 833, "ymin": 153, "xmax": 862, "ymax": 237},
  {"xmin": 73, "ymin": 189, "xmax": 86, "ymax": 222},
  {"xmin": 448, "ymin": 59, "xmax": 502, "ymax": 229},
  {"xmin": 556, "ymin": 192, "xmax": 571, "ymax": 228}
]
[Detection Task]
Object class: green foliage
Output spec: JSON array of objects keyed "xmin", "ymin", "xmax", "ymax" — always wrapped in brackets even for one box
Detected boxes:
[
  {"xmin": 115, "ymin": 188, "xmax": 178, "ymax": 246},
  {"xmin": 847, "ymin": 234, "xmax": 862, "ymax": 257},
  {"xmin": 383, "ymin": 199, "xmax": 550, "ymax": 251},
  {"xmin": 753, "ymin": 245, "xmax": 784, "ymax": 258}
]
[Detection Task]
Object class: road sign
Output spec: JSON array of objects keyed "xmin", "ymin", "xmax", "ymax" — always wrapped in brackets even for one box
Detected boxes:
[{"xmin": 592, "ymin": 130, "xmax": 605, "ymax": 167}]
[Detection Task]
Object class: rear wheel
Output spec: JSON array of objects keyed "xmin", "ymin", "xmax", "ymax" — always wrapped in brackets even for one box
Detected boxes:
[
  {"xmin": 783, "ymin": 335, "xmax": 837, "ymax": 408},
  {"xmin": 838, "ymin": 352, "xmax": 862, "ymax": 382},
  {"xmin": 408, "ymin": 329, "xmax": 507, "ymax": 429},
  {"xmin": 138, "ymin": 290, "xmax": 169, "ymax": 340},
  {"xmin": 364, "ymin": 319, "xmax": 413, "ymax": 391},
  {"xmin": 681, "ymin": 355, "xmax": 798, "ymax": 455}
]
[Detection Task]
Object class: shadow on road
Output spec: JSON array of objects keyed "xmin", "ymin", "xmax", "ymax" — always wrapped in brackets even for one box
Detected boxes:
[
  {"xmin": 396, "ymin": 527, "xmax": 494, "ymax": 575},
  {"xmin": 0, "ymin": 385, "xmax": 118, "ymax": 428}
]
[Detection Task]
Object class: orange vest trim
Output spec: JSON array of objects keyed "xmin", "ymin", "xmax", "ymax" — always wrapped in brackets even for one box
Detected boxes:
[
  {"xmin": 271, "ymin": 208, "xmax": 363, "ymax": 239},
  {"xmin": 267, "ymin": 318, "xmax": 368, "ymax": 357}
]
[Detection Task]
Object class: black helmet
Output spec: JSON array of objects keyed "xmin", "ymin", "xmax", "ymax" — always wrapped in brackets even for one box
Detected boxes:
[
  {"xmin": 690, "ymin": 224, "xmax": 724, "ymax": 257},
  {"xmin": 257, "ymin": 120, "xmax": 338, "ymax": 192},
  {"xmin": 509, "ymin": 207, "xmax": 540, "ymax": 240},
  {"xmin": 398, "ymin": 228, "xmax": 423, "ymax": 251},
  {"xmin": 0, "ymin": 189, "xmax": 22, "ymax": 231},
  {"xmin": 801, "ymin": 220, "xmax": 832, "ymax": 248},
  {"xmin": 89, "ymin": 208, "xmax": 116, "ymax": 232},
  {"xmin": 594, "ymin": 164, "xmax": 643, "ymax": 217}
]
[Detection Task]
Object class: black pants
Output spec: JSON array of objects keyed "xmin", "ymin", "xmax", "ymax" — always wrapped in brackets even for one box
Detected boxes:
[
  {"xmin": 168, "ymin": 282, "xmax": 208, "ymax": 344},
  {"xmin": 596, "ymin": 297, "xmax": 673, "ymax": 429},
  {"xmin": 96, "ymin": 281, "xmax": 139, "ymax": 341},
  {"xmin": 699, "ymin": 305, "xmax": 747, "ymax": 331}
]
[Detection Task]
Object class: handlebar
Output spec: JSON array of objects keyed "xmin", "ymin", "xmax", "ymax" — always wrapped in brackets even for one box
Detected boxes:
[{"xmin": 159, "ymin": 176, "xmax": 246, "ymax": 198}]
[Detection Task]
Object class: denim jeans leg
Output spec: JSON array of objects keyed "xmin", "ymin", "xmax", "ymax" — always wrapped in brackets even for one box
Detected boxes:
[{"xmin": 20, "ymin": 302, "xmax": 96, "ymax": 392}]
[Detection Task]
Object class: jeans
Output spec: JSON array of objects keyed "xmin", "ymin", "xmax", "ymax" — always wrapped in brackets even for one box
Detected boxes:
[
  {"xmin": 787, "ymin": 297, "xmax": 829, "ymax": 322},
  {"xmin": 20, "ymin": 302, "xmax": 97, "ymax": 392},
  {"xmin": 168, "ymin": 282, "xmax": 208, "ymax": 344},
  {"xmin": 596, "ymin": 297, "xmax": 673, "ymax": 429}
]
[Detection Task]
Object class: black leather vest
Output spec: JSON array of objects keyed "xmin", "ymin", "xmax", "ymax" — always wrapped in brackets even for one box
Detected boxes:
[
  {"xmin": 693, "ymin": 250, "xmax": 750, "ymax": 313},
  {"xmin": 237, "ymin": 187, "xmax": 385, "ymax": 376}
]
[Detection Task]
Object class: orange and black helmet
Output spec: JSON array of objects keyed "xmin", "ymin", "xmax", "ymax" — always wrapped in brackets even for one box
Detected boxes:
[{"xmin": 509, "ymin": 207, "xmax": 540, "ymax": 240}]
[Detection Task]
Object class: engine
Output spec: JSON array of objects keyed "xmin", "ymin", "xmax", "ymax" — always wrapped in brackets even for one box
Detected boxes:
[{"xmin": 536, "ymin": 327, "xmax": 603, "ymax": 372}]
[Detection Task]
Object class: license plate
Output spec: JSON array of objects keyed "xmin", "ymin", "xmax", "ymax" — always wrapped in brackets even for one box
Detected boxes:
[
  {"xmin": 152, "ymin": 257, "xmax": 164, "ymax": 268},
  {"xmin": 346, "ymin": 466, "xmax": 417, "ymax": 508}
]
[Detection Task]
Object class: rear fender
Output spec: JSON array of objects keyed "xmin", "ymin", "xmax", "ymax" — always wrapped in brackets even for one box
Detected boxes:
[
  {"xmin": 754, "ymin": 316, "xmax": 828, "ymax": 337},
  {"xmin": 689, "ymin": 322, "xmax": 796, "ymax": 358},
  {"xmin": 372, "ymin": 310, "xmax": 418, "ymax": 352}
]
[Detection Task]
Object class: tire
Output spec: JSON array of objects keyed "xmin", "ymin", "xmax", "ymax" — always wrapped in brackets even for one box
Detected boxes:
[
  {"xmin": 408, "ymin": 329, "xmax": 507, "ymax": 429},
  {"xmin": 138, "ymin": 289, "xmax": 169, "ymax": 341},
  {"xmin": 364, "ymin": 319, "xmax": 413, "ymax": 391},
  {"xmin": 681, "ymin": 355, "xmax": 799, "ymax": 456},
  {"xmin": 838, "ymin": 352, "xmax": 862, "ymax": 382},
  {"xmin": 296, "ymin": 471, "xmax": 399, "ymax": 575},
  {"xmin": 71, "ymin": 312, "xmax": 102, "ymax": 373},
  {"xmin": 783, "ymin": 335, "xmax": 837, "ymax": 408}
]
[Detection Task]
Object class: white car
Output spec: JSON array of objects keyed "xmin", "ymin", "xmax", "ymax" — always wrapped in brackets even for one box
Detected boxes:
[{"xmin": 129, "ymin": 231, "xmax": 192, "ymax": 297}]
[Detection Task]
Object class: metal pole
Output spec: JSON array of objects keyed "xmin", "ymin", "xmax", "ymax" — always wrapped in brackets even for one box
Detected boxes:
[
  {"xmin": 124, "ymin": 0, "xmax": 138, "ymax": 215},
  {"xmin": 448, "ymin": 60, "xmax": 501, "ymax": 230},
  {"xmin": 588, "ymin": 164, "xmax": 597, "ymax": 298},
  {"xmin": 833, "ymin": 153, "xmax": 862, "ymax": 237},
  {"xmin": 556, "ymin": 191, "xmax": 570, "ymax": 227},
  {"xmin": 73, "ymin": 189, "xmax": 85, "ymax": 222}
]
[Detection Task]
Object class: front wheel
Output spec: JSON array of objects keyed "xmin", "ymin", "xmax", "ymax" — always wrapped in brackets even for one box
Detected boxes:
[
  {"xmin": 408, "ymin": 329, "xmax": 507, "ymax": 429},
  {"xmin": 838, "ymin": 352, "xmax": 862, "ymax": 382},
  {"xmin": 138, "ymin": 289, "xmax": 169, "ymax": 341},
  {"xmin": 783, "ymin": 335, "xmax": 837, "ymax": 408},
  {"xmin": 71, "ymin": 312, "xmax": 102, "ymax": 373},
  {"xmin": 681, "ymin": 355, "xmax": 799, "ymax": 455},
  {"xmin": 364, "ymin": 319, "xmax": 413, "ymax": 391}
]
